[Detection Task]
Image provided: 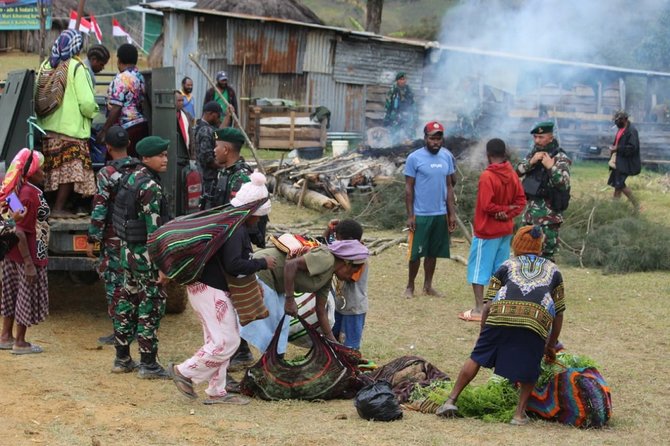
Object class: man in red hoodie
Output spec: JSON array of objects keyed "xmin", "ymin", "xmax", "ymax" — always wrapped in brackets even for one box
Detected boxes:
[{"xmin": 459, "ymin": 138, "xmax": 526, "ymax": 322}]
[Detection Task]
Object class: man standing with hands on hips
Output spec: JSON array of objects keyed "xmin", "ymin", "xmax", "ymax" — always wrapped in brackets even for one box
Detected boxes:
[{"xmin": 403, "ymin": 121, "xmax": 457, "ymax": 299}]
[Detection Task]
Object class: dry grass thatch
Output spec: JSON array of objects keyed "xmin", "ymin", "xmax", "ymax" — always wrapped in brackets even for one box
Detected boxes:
[{"xmin": 195, "ymin": 0, "xmax": 323, "ymax": 25}]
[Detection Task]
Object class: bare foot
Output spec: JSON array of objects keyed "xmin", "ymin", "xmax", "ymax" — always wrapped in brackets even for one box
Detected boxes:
[
  {"xmin": 423, "ymin": 288, "xmax": 444, "ymax": 298},
  {"xmin": 403, "ymin": 287, "xmax": 414, "ymax": 299}
]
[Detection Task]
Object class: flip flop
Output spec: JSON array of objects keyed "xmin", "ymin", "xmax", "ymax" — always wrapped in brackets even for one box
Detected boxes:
[
  {"xmin": 458, "ymin": 309, "xmax": 482, "ymax": 322},
  {"xmin": 168, "ymin": 362, "xmax": 198, "ymax": 400},
  {"xmin": 11, "ymin": 344, "xmax": 43, "ymax": 355},
  {"xmin": 510, "ymin": 415, "xmax": 530, "ymax": 426},
  {"xmin": 436, "ymin": 402, "xmax": 459, "ymax": 418},
  {"xmin": 0, "ymin": 339, "xmax": 15, "ymax": 350},
  {"xmin": 203, "ymin": 394, "xmax": 250, "ymax": 405}
]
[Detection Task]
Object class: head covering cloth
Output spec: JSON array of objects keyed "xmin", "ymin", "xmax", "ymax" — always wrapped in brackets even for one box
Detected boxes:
[
  {"xmin": 49, "ymin": 29, "xmax": 83, "ymax": 68},
  {"xmin": 0, "ymin": 148, "xmax": 44, "ymax": 203},
  {"xmin": 327, "ymin": 239, "xmax": 369, "ymax": 263}
]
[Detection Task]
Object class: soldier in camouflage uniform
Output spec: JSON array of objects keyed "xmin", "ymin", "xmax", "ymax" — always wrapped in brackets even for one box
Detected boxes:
[
  {"xmin": 194, "ymin": 101, "xmax": 225, "ymax": 209},
  {"xmin": 515, "ymin": 121, "xmax": 571, "ymax": 261},
  {"xmin": 383, "ymin": 72, "xmax": 417, "ymax": 143},
  {"xmin": 87, "ymin": 126, "xmax": 140, "ymax": 346},
  {"xmin": 112, "ymin": 136, "xmax": 171, "ymax": 378}
]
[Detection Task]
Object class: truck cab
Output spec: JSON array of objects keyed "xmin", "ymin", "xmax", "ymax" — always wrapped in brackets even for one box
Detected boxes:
[{"xmin": 0, "ymin": 67, "xmax": 190, "ymax": 312}]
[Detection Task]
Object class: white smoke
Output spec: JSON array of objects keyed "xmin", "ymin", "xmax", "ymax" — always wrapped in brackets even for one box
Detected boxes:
[{"xmin": 421, "ymin": 0, "xmax": 665, "ymax": 162}]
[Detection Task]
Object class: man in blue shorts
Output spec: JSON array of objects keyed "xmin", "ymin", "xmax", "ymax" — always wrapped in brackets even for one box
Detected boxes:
[
  {"xmin": 403, "ymin": 121, "xmax": 457, "ymax": 298},
  {"xmin": 460, "ymin": 138, "xmax": 526, "ymax": 322}
]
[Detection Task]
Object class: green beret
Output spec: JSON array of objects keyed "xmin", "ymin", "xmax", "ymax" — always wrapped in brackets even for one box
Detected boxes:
[
  {"xmin": 136, "ymin": 136, "xmax": 169, "ymax": 157},
  {"xmin": 215, "ymin": 127, "xmax": 246, "ymax": 145},
  {"xmin": 395, "ymin": 71, "xmax": 406, "ymax": 81},
  {"xmin": 530, "ymin": 121, "xmax": 554, "ymax": 135}
]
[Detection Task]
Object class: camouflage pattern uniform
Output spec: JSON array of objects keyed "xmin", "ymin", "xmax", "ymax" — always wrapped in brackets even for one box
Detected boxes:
[
  {"xmin": 383, "ymin": 84, "xmax": 416, "ymax": 141},
  {"xmin": 222, "ymin": 158, "xmax": 251, "ymax": 204},
  {"xmin": 88, "ymin": 157, "xmax": 139, "ymax": 317},
  {"xmin": 116, "ymin": 166, "xmax": 168, "ymax": 356},
  {"xmin": 194, "ymin": 119, "xmax": 218, "ymax": 207},
  {"xmin": 516, "ymin": 140, "xmax": 571, "ymax": 260}
]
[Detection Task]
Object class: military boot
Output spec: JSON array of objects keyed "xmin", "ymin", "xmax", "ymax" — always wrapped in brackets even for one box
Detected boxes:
[
  {"xmin": 138, "ymin": 352, "xmax": 170, "ymax": 380},
  {"xmin": 112, "ymin": 345, "xmax": 138, "ymax": 373}
]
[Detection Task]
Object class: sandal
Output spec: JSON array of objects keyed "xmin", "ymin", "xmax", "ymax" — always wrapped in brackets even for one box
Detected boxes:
[
  {"xmin": 436, "ymin": 401, "xmax": 459, "ymax": 418},
  {"xmin": 509, "ymin": 415, "xmax": 530, "ymax": 426},
  {"xmin": 11, "ymin": 344, "xmax": 43, "ymax": 355},
  {"xmin": 458, "ymin": 309, "xmax": 482, "ymax": 322},
  {"xmin": 168, "ymin": 362, "xmax": 198, "ymax": 400},
  {"xmin": 203, "ymin": 394, "xmax": 250, "ymax": 405},
  {"xmin": 0, "ymin": 338, "xmax": 15, "ymax": 350}
]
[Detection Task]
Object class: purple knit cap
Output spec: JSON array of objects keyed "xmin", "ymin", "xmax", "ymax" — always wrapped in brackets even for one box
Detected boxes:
[{"xmin": 328, "ymin": 240, "xmax": 369, "ymax": 263}]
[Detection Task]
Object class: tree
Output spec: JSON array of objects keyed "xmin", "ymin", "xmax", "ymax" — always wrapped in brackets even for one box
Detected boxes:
[{"xmin": 365, "ymin": 0, "xmax": 383, "ymax": 34}]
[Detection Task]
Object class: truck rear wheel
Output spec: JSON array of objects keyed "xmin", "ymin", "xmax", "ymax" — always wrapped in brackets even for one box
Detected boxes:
[{"xmin": 164, "ymin": 282, "xmax": 188, "ymax": 314}]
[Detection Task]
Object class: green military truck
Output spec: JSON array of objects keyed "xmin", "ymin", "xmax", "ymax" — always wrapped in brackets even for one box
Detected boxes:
[{"xmin": 0, "ymin": 67, "xmax": 190, "ymax": 313}]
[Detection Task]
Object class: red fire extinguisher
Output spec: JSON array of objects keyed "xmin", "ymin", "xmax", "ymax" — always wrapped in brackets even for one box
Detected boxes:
[{"xmin": 184, "ymin": 161, "xmax": 202, "ymax": 214}]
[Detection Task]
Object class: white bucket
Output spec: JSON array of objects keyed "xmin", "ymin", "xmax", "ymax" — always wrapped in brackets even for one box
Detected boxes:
[{"xmin": 332, "ymin": 140, "xmax": 349, "ymax": 157}]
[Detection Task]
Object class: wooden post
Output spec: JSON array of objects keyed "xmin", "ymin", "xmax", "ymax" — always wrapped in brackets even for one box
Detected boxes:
[
  {"xmin": 188, "ymin": 53, "xmax": 265, "ymax": 173},
  {"xmin": 297, "ymin": 177, "xmax": 309, "ymax": 208},
  {"xmin": 75, "ymin": 0, "xmax": 86, "ymax": 30},
  {"xmin": 289, "ymin": 111, "xmax": 296, "ymax": 150},
  {"xmin": 37, "ymin": 0, "xmax": 46, "ymax": 63}
]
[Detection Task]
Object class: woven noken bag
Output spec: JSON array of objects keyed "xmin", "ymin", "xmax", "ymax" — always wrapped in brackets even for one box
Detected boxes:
[
  {"xmin": 221, "ymin": 267, "xmax": 268, "ymax": 326},
  {"xmin": 34, "ymin": 60, "xmax": 71, "ymax": 117},
  {"xmin": 240, "ymin": 315, "xmax": 364, "ymax": 401}
]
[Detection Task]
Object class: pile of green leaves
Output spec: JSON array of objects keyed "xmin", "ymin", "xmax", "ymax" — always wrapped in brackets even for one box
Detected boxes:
[
  {"xmin": 560, "ymin": 197, "xmax": 670, "ymax": 272},
  {"xmin": 347, "ymin": 178, "xmax": 407, "ymax": 230},
  {"xmin": 409, "ymin": 377, "xmax": 518, "ymax": 423},
  {"xmin": 408, "ymin": 353, "xmax": 599, "ymax": 423},
  {"xmin": 537, "ymin": 352, "xmax": 599, "ymax": 387}
]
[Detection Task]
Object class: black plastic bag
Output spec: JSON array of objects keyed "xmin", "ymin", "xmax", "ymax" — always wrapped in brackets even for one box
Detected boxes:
[{"xmin": 354, "ymin": 381, "xmax": 403, "ymax": 422}]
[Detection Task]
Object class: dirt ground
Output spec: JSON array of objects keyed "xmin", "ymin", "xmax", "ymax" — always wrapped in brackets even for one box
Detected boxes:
[{"xmin": 0, "ymin": 200, "xmax": 668, "ymax": 446}]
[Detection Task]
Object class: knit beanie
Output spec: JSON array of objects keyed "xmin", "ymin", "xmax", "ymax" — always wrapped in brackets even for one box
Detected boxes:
[
  {"xmin": 230, "ymin": 171, "xmax": 271, "ymax": 216},
  {"xmin": 512, "ymin": 225, "xmax": 544, "ymax": 256}
]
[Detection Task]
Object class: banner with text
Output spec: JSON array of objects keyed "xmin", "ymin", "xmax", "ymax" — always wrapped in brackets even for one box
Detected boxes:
[{"xmin": 0, "ymin": 0, "xmax": 52, "ymax": 31}]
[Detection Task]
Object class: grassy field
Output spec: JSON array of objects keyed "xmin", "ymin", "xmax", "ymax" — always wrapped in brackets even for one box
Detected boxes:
[{"xmin": 0, "ymin": 161, "xmax": 668, "ymax": 445}]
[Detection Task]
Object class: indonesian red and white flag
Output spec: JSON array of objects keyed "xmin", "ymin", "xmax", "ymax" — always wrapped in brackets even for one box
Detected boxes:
[
  {"xmin": 68, "ymin": 11, "xmax": 91, "ymax": 34},
  {"xmin": 112, "ymin": 18, "xmax": 133, "ymax": 44},
  {"xmin": 90, "ymin": 14, "xmax": 103, "ymax": 44}
]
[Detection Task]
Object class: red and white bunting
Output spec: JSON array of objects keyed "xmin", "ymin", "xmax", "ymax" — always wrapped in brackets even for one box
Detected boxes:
[
  {"xmin": 68, "ymin": 10, "xmax": 91, "ymax": 34},
  {"xmin": 90, "ymin": 14, "xmax": 103, "ymax": 44},
  {"xmin": 112, "ymin": 18, "xmax": 133, "ymax": 44}
]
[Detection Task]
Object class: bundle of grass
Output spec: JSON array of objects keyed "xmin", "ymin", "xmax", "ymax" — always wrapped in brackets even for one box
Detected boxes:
[{"xmin": 560, "ymin": 196, "xmax": 670, "ymax": 273}]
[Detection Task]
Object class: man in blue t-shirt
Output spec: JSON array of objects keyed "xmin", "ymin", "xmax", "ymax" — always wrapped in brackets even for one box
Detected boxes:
[{"xmin": 403, "ymin": 121, "xmax": 457, "ymax": 298}]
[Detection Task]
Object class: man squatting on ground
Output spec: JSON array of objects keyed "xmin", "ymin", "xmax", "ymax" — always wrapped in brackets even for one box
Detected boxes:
[
  {"xmin": 111, "ymin": 136, "xmax": 171, "ymax": 378},
  {"xmin": 404, "ymin": 121, "xmax": 457, "ymax": 298}
]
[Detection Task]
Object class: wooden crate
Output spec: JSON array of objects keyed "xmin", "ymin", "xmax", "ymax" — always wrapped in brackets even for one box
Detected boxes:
[{"xmin": 247, "ymin": 105, "xmax": 327, "ymax": 151}]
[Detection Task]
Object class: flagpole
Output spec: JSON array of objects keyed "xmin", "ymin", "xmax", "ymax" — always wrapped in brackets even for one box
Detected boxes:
[{"xmin": 75, "ymin": 0, "xmax": 86, "ymax": 30}]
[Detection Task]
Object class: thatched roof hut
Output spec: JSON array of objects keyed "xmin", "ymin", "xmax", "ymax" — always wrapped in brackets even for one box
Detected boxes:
[{"xmin": 195, "ymin": 0, "xmax": 323, "ymax": 25}]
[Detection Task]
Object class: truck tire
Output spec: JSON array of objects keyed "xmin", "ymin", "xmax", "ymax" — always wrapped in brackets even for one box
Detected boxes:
[{"xmin": 164, "ymin": 282, "xmax": 188, "ymax": 314}]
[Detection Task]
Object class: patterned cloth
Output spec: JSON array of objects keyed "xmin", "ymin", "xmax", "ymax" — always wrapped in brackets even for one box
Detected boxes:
[
  {"xmin": 41, "ymin": 134, "xmax": 96, "ymax": 196},
  {"xmin": 5, "ymin": 182, "xmax": 50, "ymax": 267},
  {"xmin": 1, "ymin": 261, "xmax": 49, "ymax": 327},
  {"xmin": 177, "ymin": 283, "xmax": 241, "ymax": 398},
  {"xmin": 49, "ymin": 29, "xmax": 83, "ymax": 68},
  {"xmin": 485, "ymin": 254, "xmax": 565, "ymax": 340},
  {"xmin": 106, "ymin": 66, "xmax": 147, "ymax": 130},
  {"xmin": 194, "ymin": 119, "xmax": 218, "ymax": 192},
  {"xmin": 516, "ymin": 139, "xmax": 571, "ymax": 259}
]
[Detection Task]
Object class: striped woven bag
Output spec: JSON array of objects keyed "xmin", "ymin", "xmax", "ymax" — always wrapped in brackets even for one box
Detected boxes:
[
  {"xmin": 34, "ymin": 60, "xmax": 71, "ymax": 117},
  {"xmin": 147, "ymin": 199, "xmax": 266, "ymax": 285}
]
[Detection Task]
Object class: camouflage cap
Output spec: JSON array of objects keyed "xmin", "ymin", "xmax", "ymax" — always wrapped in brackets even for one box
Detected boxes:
[
  {"xmin": 215, "ymin": 127, "xmax": 245, "ymax": 145},
  {"xmin": 530, "ymin": 121, "xmax": 554, "ymax": 135},
  {"xmin": 395, "ymin": 71, "xmax": 406, "ymax": 81},
  {"xmin": 136, "ymin": 136, "xmax": 169, "ymax": 157}
]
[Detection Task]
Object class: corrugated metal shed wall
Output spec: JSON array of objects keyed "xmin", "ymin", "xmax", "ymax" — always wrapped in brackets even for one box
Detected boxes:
[
  {"xmin": 261, "ymin": 25, "xmax": 306, "ymax": 74},
  {"xmin": 304, "ymin": 31, "xmax": 335, "ymax": 74},
  {"xmin": 163, "ymin": 13, "xmax": 203, "ymax": 111},
  {"xmin": 226, "ymin": 19, "xmax": 263, "ymax": 65},
  {"xmin": 333, "ymin": 39, "xmax": 425, "ymax": 86},
  {"xmin": 307, "ymin": 73, "xmax": 364, "ymax": 132}
]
